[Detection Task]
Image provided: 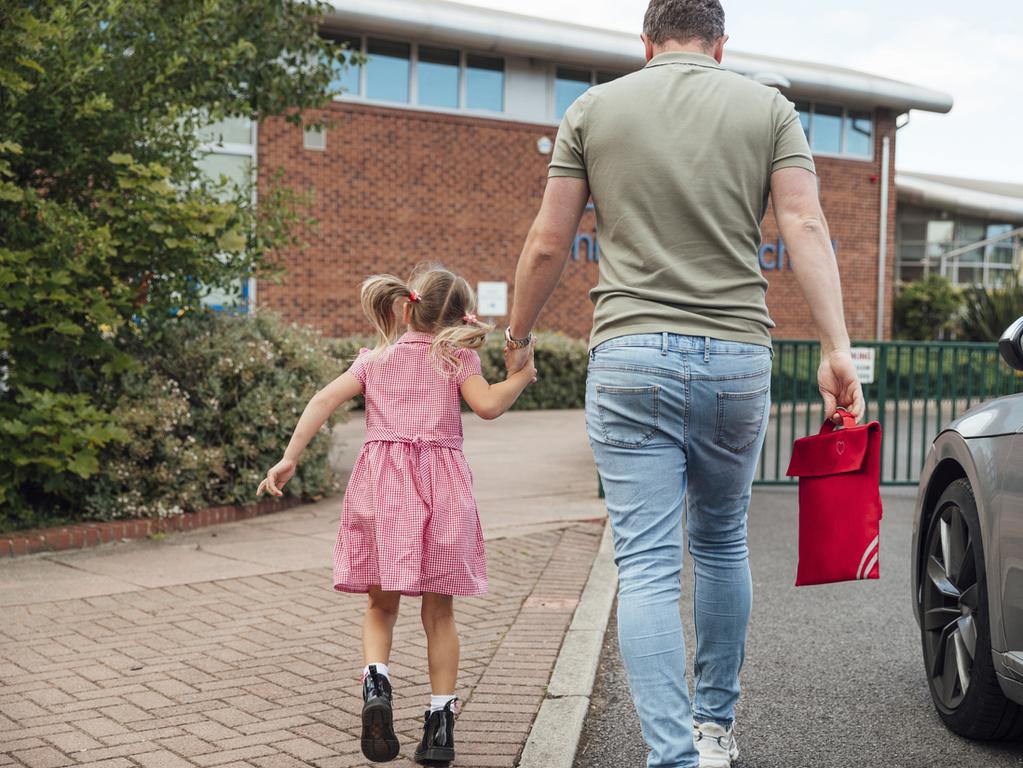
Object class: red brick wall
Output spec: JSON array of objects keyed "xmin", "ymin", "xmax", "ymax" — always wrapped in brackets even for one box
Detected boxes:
[{"xmin": 257, "ymin": 101, "xmax": 896, "ymax": 342}]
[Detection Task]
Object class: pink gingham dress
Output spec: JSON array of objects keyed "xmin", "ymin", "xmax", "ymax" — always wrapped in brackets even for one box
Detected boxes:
[{"xmin": 333, "ymin": 331, "xmax": 488, "ymax": 597}]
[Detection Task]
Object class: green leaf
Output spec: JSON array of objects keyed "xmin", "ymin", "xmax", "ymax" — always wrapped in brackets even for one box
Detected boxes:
[
  {"xmin": 67, "ymin": 451, "xmax": 99, "ymax": 478},
  {"xmin": 108, "ymin": 152, "xmax": 134, "ymax": 165},
  {"xmin": 217, "ymin": 229, "xmax": 247, "ymax": 252}
]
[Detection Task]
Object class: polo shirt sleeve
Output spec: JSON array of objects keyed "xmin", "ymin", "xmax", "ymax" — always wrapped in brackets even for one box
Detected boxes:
[
  {"xmin": 548, "ymin": 96, "xmax": 588, "ymax": 181},
  {"xmin": 771, "ymin": 93, "xmax": 816, "ymax": 174}
]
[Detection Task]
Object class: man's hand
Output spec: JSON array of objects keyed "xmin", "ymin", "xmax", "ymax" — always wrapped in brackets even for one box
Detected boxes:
[{"xmin": 818, "ymin": 349, "xmax": 865, "ymax": 423}]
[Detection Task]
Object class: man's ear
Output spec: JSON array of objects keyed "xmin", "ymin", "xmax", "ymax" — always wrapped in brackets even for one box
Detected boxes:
[
  {"xmin": 641, "ymin": 33, "xmax": 655, "ymax": 62},
  {"xmin": 712, "ymin": 34, "xmax": 728, "ymax": 63}
]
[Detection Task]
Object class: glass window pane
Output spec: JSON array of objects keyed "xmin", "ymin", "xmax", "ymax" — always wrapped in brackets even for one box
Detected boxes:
[
  {"xmin": 597, "ymin": 71, "xmax": 624, "ymax": 84},
  {"xmin": 810, "ymin": 104, "xmax": 842, "ymax": 154},
  {"xmin": 367, "ymin": 39, "xmax": 410, "ymax": 103},
  {"xmin": 417, "ymin": 46, "xmax": 459, "ymax": 109},
  {"xmin": 899, "ymin": 265, "xmax": 925, "ymax": 283},
  {"xmin": 197, "ymin": 153, "xmax": 252, "ymax": 201},
  {"xmin": 898, "ymin": 219, "xmax": 927, "ymax": 241},
  {"xmin": 197, "ymin": 117, "xmax": 252, "ymax": 146},
  {"xmin": 926, "ymin": 220, "xmax": 955, "ymax": 243},
  {"xmin": 794, "ymin": 101, "xmax": 811, "ymax": 140},
  {"xmin": 845, "ymin": 110, "xmax": 873, "ymax": 157},
  {"xmin": 466, "ymin": 54, "xmax": 504, "ymax": 112},
  {"xmin": 957, "ymin": 219, "xmax": 985, "ymax": 244},
  {"xmin": 555, "ymin": 67, "xmax": 591, "ymax": 120},
  {"xmin": 326, "ymin": 34, "xmax": 361, "ymax": 97}
]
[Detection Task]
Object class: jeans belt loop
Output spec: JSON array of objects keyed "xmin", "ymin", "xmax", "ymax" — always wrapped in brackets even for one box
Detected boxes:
[
  {"xmin": 704, "ymin": 336, "xmax": 711, "ymax": 363},
  {"xmin": 661, "ymin": 332, "xmax": 669, "ymax": 356}
]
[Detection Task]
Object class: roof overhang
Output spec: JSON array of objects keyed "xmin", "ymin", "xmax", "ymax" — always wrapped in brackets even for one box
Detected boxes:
[
  {"xmin": 325, "ymin": 0, "xmax": 954, "ymax": 114},
  {"xmin": 897, "ymin": 174, "xmax": 1023, "ymax": 222}
]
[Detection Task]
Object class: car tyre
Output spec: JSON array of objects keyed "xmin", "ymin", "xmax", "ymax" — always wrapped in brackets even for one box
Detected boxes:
[{"xmin": 920, "ymin": 478, "xmax": 1023, "ymax": 740}]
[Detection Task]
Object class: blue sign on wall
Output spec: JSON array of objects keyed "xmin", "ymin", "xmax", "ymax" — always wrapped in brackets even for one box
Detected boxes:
[{"xmin": 572, "ymin": 230, "xmax": 840, "ymax": 270}]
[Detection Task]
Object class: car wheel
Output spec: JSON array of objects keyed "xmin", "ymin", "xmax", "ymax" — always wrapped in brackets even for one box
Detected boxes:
[{"xmin": 920, "ymin": 478, "xmax": 1023, "ymax": 739}]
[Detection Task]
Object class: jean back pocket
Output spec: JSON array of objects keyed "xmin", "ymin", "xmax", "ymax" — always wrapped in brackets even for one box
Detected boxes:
[
  {"xmin": 595, "ymin": 384, "xmax": 660, "ymax": 448},
  {"xmin": 715, "ymin": 386, "xmax": 769, "ymax": 453}
]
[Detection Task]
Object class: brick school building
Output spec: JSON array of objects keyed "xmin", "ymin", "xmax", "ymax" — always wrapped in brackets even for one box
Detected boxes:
[{"xmin": 232, "ymin": 0, "xmax": 953, "ymax": 341}]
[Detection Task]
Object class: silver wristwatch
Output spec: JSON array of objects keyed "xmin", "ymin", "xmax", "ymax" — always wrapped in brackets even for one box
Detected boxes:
[{"xmin": 504, "ymin": 326, "xmax": 533, "ymax": 350}]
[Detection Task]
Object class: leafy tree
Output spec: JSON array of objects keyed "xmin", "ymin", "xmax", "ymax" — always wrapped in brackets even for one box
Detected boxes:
[
  {"xmin": 893, "ymin": 275, "xmax": 964, "ymax": 341},
  {"xmin": 0, "ymin": 1, "xmax": 348, "ymax": 526}
]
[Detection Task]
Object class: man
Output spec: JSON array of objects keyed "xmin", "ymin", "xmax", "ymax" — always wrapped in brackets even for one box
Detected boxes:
[{"xmin": 503, "ymin": 1, "xmax": 866, "ymax": 766}]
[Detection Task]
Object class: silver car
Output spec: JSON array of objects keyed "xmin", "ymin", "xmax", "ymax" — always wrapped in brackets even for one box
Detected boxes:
[{"xmin": 912, "ymin": 316, "xmax": 1023, "ymax": 739}]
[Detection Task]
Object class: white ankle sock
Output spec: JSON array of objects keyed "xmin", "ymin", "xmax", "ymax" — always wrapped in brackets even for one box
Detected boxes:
[
  {"xmin": 430, "ymin": 694, "xmax": 456, "ymax": 713},
  {"xmin": 363, "ymin": 663, "xmax": 390, "ymax": 680}
]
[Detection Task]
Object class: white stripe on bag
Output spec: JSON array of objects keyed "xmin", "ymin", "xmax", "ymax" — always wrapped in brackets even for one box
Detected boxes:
[
  {"xmin": 856, "ymin": 535, "xmax": 880, "ymax": 580},
  {"xmin": 860, "ymin": 551, "xmax": 880, "ymax": 580}
]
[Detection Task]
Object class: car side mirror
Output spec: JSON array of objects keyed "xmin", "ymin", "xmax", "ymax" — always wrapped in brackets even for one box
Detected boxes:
[{"xmin": 1000, "ymin": 316, "xmax": 1023, "ymax": 371}]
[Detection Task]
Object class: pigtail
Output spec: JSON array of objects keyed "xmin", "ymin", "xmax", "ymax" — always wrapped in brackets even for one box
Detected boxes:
[
  {"xmin": 430, "ymin": 309, "xmax": 494, "ymax": 376},
  {"xmin": 360, "ymin": 274, "xmax": 411, "ymax": 353}
]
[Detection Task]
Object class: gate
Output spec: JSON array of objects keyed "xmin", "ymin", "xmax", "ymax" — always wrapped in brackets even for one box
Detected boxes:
[{"xmin": 757, "ymin": 341, "xmax": 1023, "ymax": 486}]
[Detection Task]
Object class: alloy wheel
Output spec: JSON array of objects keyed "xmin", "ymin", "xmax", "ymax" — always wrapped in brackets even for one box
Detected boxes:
[{"xmin": 922, "ymin": 501, "xmax": 980, "ymax": 711}]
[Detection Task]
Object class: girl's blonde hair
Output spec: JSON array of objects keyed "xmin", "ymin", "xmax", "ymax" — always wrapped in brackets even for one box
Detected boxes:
[{"xmin": 360, "ymin": 265, "xmax": 494, "ymax": 375}]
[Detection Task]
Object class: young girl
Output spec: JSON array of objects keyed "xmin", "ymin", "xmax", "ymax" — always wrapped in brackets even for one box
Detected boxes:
[{"xmin": 257, "ymin": 266, "xmax": 536, "ymax": 765}]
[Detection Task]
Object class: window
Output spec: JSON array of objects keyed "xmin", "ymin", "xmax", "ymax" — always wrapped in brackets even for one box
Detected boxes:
[
  {"xmin": 465, "ymin": 54, "xmax": 504, "ymax": 112},
  {"xmin": 418, "ymin": 46, "xmax": 459, "ymax": 109},
  {"xmin": 811, "ymin": 104, "xmax": 843, "ymax": 154},
  {"xmin": 555, "ymin": 67, "xmax": 591, "ymax": 120},
  {"xmin": 797, "ymin": 102, "xmax": 874, "ymax": 158},
  {"xmin": 845, "ymin": 110, "xmax": 873, "ymax": 157},
  {"xmin": 597, "ymin": 71, "xmax": 625, "ymax": 84},
  {"xmin": 327, "ymin": 34, "xmax": 362, "ymax": 97},
  {"xmin": 367, "ymin": 39, "xmax": 410, "ymax": 103}
]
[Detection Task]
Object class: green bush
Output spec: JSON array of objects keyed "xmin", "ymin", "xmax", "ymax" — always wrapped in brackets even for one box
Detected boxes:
[
  {"xmin": 893, "ymin": 276, "xmax": 964, "ymax": 340},
  {"xmin": 960, "ymin": 278, "xmax": 1023, "ymax": 343},
  {"xmin": 0, "ymin": 312, "xmax": 351, "ymax": 532},
  {"xmin": 480, "ymin": 332, "xmax": 590, "ymax": 410}
]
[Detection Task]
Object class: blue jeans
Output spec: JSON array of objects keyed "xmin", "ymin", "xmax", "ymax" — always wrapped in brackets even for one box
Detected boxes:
[{"xmin": 586, "ymin": 333, "xmax": 772, "ymax": 768}]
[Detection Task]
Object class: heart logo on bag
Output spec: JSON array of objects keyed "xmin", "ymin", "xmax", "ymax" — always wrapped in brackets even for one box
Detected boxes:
[{"xmin": 836, "ymin": 440, "xmax": 846, "ymax": 455}]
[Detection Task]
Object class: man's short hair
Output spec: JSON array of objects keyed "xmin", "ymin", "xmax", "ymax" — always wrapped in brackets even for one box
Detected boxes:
[{"xmin": 643, "ymin": 0, "xmax": 725, "ymax": 47}]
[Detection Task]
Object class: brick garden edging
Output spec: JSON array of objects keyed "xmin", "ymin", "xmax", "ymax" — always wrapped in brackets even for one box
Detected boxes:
[{"xmin": 0, "ymin": 496, "xmax": 305, "ymax": 559}]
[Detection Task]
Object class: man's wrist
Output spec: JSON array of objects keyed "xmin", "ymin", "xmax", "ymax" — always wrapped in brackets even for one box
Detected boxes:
[{"xmin": 505, "ymin": 325, "xmax": 533, "ymax": 349}]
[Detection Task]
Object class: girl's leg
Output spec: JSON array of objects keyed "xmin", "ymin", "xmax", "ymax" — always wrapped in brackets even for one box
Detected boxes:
[
  {"xmin": 421, "ymin": 592, "xmax": 458, "ymax": 694},
  {"xmin": 363, "ymin": 587, "xmax": 401, "ymax": 666}
]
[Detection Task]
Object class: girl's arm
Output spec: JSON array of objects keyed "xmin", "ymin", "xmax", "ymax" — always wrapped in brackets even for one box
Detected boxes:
[
  {"xmin": 257, "ymin": 371, "xmax": 363, "ymax": 497},
  {"xmin": 460, "ymin": 345, "xmax": 536, "ymax": 421}
]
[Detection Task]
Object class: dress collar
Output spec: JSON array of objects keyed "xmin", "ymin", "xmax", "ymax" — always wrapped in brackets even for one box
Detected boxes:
[
  {"xmin": 644, "ymin": 51, "xmax": 722, "ymax": 71},
  {"xmin": 397, "ymin": 330, "xmax": 434, "ymax": 345}
]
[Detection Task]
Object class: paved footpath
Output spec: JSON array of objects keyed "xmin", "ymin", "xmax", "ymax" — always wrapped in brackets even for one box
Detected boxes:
[{"xmin": 0, "ymin": 411, "xmax": 606, "ymax": 768}]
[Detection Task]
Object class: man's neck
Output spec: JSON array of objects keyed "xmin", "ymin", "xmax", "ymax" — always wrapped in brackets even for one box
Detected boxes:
[{"xmin": 651, "ymin": 41, "xmax": 714, "ymax": 58}]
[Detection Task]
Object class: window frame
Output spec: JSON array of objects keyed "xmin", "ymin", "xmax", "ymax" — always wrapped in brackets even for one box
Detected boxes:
[
  {"xmin": 549, "ymin": 65, "xmax": 627, "ymax": 121},
  {"xmin": 327, "ymin": 32, "xmax": 508, "ymax": 117},
  {"xmin": 797, "ymin": 101, "xmax": 876, "ymax": 162}
]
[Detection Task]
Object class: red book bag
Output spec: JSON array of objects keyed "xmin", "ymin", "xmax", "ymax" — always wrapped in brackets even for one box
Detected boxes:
[{"xmin": 785, "ymin": 409, "xmax": 883, "ymax": 586}]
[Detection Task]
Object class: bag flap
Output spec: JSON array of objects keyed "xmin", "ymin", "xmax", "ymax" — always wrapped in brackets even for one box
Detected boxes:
[{"xmin": 786, "ymin": 425, "xmax": 871, "ymax": 477}]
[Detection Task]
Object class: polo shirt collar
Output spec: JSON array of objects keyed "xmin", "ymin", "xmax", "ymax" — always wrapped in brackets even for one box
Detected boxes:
[
  {"xmin": 644, "ymin": 51, "xmax": 721, "ymax": 70},
  {"xmin": 398, "ymin": 330, "xmax": 434, "ymax": 345}
]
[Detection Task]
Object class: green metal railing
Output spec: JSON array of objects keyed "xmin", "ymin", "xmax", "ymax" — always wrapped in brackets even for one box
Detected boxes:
[{"xmin": 757, "ymin": 340, "xmax": 1023, "ymax": 486}]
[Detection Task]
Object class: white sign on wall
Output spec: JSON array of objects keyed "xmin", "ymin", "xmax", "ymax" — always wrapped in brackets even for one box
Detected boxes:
[
  {"xmin": 477, "ymin": 281, "xmax": 508, "ymax": 317},
  {"xmin": 850, "ymin": 347, "xmax": 876, "ymax": 385}
]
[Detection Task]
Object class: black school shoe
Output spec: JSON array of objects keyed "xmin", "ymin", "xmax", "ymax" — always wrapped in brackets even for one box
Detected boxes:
[
  {"xmin": 361, "ymin": 665, "xmax": 400, "ymax": 762},
  {"xmin": 414, "ymin": 699, "xmax": 457, "ymax": 765}
]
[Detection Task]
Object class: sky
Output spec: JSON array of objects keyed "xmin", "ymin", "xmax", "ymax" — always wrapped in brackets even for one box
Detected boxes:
[{"xmin": 464, "ymin": 0, "xmax": 1023, "ymax": 184}]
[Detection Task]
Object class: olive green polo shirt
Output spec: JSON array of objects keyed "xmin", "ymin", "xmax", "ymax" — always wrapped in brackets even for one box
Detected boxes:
[{"xmin": 549, "ymin": 51, "xmax": 816, "ymax": 349}]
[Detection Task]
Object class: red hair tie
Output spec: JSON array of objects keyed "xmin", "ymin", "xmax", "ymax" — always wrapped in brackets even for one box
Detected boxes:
[
  {"xmin": 408, "ymin": 290, "xmax": 421, "ymax": 304},
  {"xmin": 463, "ymin": 312, "xmax": 477, "ymax": 325}
]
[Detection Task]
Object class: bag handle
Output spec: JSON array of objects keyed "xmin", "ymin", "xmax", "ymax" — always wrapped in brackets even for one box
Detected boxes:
[{"xmin": 819, "ymin": 407, "xmax": 857, "ymax": 434}]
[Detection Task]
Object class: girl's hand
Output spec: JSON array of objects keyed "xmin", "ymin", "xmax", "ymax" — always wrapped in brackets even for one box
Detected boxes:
[
  {"xmin": 521, "ymin": 344, "xmax": 538, "ymax": 384},
  {"xmin": 257, "ymin": 458, "xmax": 296, "ymax": 497}
]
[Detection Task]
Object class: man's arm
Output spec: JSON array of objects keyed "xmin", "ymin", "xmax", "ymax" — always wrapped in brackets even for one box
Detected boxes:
[
  {"xmin": 771, "ymin": 166, "xmax": 865, "ymax": 421},
  {"xmin": 507, "ymin": 177, "xmax": 590, "ymax": 370}
]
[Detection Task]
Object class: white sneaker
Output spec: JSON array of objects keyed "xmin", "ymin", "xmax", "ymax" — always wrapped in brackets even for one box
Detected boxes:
[{"xmin": 693, "ymin": 721, "xmax": 739, "ymax": 768}]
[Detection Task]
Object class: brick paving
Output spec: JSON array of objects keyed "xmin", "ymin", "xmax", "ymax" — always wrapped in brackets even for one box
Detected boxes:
[{"xmin": 0, "ymin": 523, "xmax": 602, "ymax": 768}]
